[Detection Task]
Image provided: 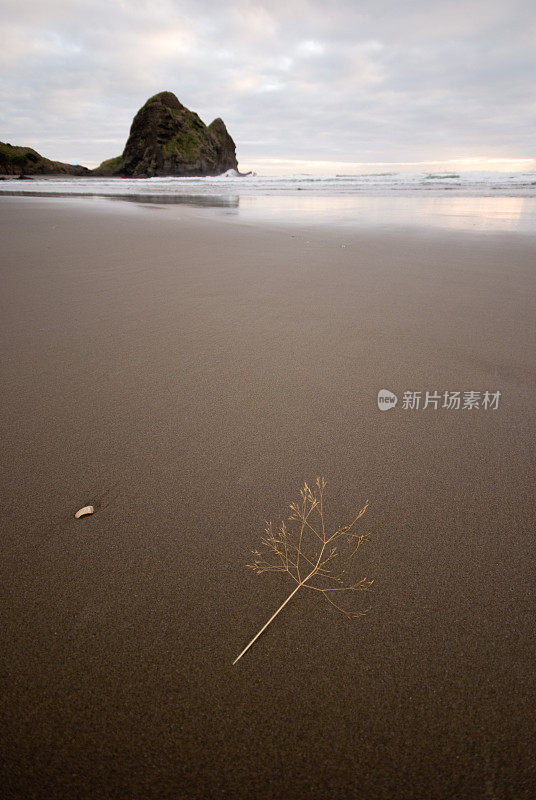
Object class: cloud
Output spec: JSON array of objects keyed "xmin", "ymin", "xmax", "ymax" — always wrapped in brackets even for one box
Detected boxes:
[{"xmin": 0, "ymin": 0, "xmax": 534, "ymax": 171}]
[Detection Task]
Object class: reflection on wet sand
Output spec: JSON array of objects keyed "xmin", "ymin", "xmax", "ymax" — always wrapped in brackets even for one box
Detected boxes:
[
  {"xmin": 106, "ymin": 193, "xmax": 240, "ymax": 209},
  {"xmin": 2, "ymin": 189, "xmax": 535, "ymax": 232},
  {"xmin": 0, "ymin": 190, "xmax": 240, "ymax": 209},
  {"xmin": 236, "ymin": 194, "xmax": 536, "ymax": 232}
]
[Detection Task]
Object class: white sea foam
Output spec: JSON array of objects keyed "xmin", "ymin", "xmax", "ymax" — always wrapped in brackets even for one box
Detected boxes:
[{"xmin": 1, "ymin": 171, "xmax": 535, "ymax": 198}]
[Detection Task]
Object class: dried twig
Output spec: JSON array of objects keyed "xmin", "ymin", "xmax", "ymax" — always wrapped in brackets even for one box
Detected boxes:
[{"xmin": 233, "ymin": 478, "xmax": 373, "ymax": 664}]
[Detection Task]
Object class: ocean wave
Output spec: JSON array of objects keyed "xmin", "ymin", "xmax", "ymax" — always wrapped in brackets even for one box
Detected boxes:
[{"xmin": 1, "ymin": 170, "xmax": 535, "ymax": 198}]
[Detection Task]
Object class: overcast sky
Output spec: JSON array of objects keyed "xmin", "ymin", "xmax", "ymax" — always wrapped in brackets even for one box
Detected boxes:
[{"xmin": 1, "ymin": 0, "xmax": 534, "ymax": 173}]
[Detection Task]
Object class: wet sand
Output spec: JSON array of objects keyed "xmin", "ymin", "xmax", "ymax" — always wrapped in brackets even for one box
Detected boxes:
[{"xmin": 1, "ymin": 196, "xmax": 535, "ymax": 799}]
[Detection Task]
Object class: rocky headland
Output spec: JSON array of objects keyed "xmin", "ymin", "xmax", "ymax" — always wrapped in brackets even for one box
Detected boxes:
[
  {"xmin": 94, "ymin": 91, "xmax": 238, "ymax": 177},
  {"xmin": 1, "ymin": 92, "xmax": 239, "ymax": 178},
  {"xmin": 0, "ymin": 142, "xmax": 90, "ymax": 176}
]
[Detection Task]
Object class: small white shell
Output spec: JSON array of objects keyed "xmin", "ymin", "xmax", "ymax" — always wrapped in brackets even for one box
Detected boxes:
[{"xmin": 74, "ymin": 505, "xmax": 94, "ymax": 519}]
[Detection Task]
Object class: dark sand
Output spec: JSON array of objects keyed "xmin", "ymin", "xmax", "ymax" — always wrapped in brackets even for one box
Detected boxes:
[{"xmin": 1, "ymin": 196, "xmax": 535, "ymax": 799}]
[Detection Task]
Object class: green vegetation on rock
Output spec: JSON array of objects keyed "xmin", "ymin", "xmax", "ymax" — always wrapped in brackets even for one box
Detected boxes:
[
  {"xmin": 93, "ymin": 155, "xmax": 123, "ymax": 176},
  {"xmin": 162, "ymin": 129, "xmax": 203, "ymax": 161}
]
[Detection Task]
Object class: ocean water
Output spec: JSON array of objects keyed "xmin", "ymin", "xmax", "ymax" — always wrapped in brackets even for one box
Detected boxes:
[
  {"xmin": 2, "ymin": 171, "xmax": 536, "ymax": 232},
  {"xmin": 2, "ymin": 170, "xmax": 536, "ymax": 196}
]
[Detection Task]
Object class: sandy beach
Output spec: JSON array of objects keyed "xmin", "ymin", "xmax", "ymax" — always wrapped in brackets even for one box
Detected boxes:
[{"xmin": 1, "ymin": 195, "xmax": 535, "ymax": 799}]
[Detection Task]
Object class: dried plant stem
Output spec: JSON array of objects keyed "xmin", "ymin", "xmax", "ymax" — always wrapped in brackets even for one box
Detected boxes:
[
  {"xmin": 234, "ymin": 478, "xmax": 373, "ymax": 664},
  {"xmin": 232, "ymin": 580, "xmax": 304, "ymax": 665}
]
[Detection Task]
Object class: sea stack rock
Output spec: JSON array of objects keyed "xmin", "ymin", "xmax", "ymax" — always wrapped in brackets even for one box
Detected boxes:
[{"xmin": 118, "ymin": 91, "xmax": 238, "ymax": 178}]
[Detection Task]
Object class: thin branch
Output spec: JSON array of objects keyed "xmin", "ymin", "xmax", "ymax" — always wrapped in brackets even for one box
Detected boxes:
[{"xmin": 234, "ymin": 478, "xmax": 373, "ymax": 663}]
